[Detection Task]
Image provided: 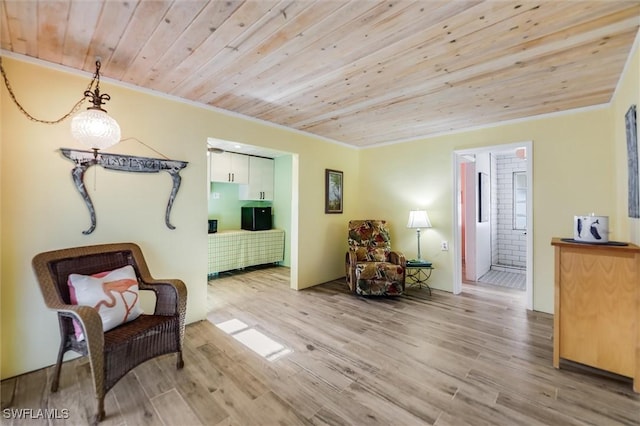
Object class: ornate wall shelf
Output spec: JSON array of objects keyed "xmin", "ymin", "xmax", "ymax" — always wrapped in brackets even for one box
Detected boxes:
[{"xmin": 60, "ymin": 148, "xmax": 188, "ymax": 234}]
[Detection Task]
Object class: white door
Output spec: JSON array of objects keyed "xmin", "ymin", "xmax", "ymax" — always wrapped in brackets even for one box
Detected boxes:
[{"xmin": 462, "ymin": 160, "xmax": 477, "ymax": 282}]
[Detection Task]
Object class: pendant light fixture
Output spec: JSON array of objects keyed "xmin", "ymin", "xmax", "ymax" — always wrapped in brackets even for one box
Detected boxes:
[{"xmin": 70, "ymin": 59, "xmax": 121, "ymax": 154}]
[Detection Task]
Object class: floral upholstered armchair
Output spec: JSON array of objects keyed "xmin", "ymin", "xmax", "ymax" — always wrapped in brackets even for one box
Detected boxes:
[{"xmin": 346, "ymin": 220, "xmax": 406, "ymax": 296}]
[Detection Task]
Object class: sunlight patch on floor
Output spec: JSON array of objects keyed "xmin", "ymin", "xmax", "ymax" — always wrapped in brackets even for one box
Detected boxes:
[{"xmin": 215, "ymin": 319, "xmax": 292, "ymax": 361}]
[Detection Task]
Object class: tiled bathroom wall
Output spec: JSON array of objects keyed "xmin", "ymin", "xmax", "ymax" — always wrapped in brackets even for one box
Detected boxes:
[{"xmin": 492, "ymin": 152, "xmax": 527, "ymax": 270}]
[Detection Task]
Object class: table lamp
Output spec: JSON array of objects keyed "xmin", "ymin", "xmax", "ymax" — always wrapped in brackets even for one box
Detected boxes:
[{"xmin": 407, "ymin": 210, "xmax": 431, "ymax": 262}]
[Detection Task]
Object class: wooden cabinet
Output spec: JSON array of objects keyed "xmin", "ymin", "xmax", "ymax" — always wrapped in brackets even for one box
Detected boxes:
[
  {"xmin": 551, "ymin": 237, "xmax": 640, "ymax": 392},
  {"xmin": 210, "ymin": 152, "xmax": 249, "ymax": 184},
  {"xmin": 239, "ymin": 156, "xmax": 274, "ymax": 201}
]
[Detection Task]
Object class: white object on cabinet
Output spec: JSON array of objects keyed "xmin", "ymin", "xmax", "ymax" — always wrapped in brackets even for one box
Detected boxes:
[
  {"xmin": 210, "ymin": 152, "xmax": 249, "ymax": 184},
  {"xmin": 239, "ymin": 156, "xmax": 274, "ymax": 201}
]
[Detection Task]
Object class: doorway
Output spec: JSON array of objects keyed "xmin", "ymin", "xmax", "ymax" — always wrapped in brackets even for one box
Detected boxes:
[
  {"xmin": 452, "ymin": 141, "xmax": 533, "ymax": 310},
  {"xmin": 206, "ymin": 137, "xmax": 300, "ymax": 290}
]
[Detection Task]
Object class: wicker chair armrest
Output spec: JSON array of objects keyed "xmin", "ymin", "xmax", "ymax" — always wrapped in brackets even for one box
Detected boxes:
[
  {"xmin": 57, "ymin": 305, "xmax": 105, "ymax": 349},
  {"xmin": 139, "ymin": 279, "xmax": 187, "ymax": 317},
  {"xmin": 139, "ymin": 278, "xmax": 187, "ymax": 347},
  {"xmin": 389, "ymin": 251, "xmax": 406, "ymax": 266}
]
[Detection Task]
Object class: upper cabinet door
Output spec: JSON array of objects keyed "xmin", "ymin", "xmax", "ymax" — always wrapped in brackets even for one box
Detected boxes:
[
  {"xmin": 210, "ymin": 152, "xmax": 249, "ymax": 184},
  {"xmin": 229, "ymin": 153, "xmax": 249, "ymax": 184},
  {"xmin": 239, "ymin": 157, "xmax": 274, "ymax": 200}
]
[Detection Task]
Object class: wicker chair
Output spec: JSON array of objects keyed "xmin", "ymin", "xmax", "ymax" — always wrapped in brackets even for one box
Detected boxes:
[{"xmin": 32, "ymin": 243, "xmax": 187, "ymax": 423}]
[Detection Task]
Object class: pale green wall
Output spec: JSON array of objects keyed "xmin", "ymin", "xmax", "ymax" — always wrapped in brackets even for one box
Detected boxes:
[
  {"xmin": 207, "ymin": 181, "xmax": 272, "ymax": 231},
  {"xmin": 0, "ymin": 56, "xmax": 357, "ymax": 378},
  {"xmin": 274, "ymin": 155, "xmax": 293, "ymax": 267}
]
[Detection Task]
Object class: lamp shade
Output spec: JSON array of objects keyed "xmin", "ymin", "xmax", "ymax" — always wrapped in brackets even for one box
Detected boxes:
[
  {"xmin": 71, "ymin": 109, "xmax": 121, "ymax": 151},
  {"xmin": 407, "ymin": 210, "xmax": 432, "ymax": 229}
]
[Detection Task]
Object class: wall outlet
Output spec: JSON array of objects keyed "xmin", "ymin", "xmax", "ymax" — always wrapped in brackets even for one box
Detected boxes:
[
  {"xmin": 212, "ymin": 192, "xmax": 220, "ymax": 199},
  {"xmin": 441, "ymin": 241, "xmax": 449, "ymax": 251}
]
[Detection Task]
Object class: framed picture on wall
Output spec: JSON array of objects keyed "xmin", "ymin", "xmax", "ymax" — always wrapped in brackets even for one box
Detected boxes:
[
  {"xmin": 478, "ymin": 172, "xmax": 490, "ymax": 222},
  {"xmin": 325, "ymin": 169, "xmax": 343, "ymax": 214}
]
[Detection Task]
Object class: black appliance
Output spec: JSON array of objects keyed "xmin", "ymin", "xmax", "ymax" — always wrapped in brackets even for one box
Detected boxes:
[
  {"xmin": 208, "ymin": 219, "xmax": 218, "ymax": 234},
  {"xmin": 241, "ymin": 206, "xmax": 272, "ymax": 231}
]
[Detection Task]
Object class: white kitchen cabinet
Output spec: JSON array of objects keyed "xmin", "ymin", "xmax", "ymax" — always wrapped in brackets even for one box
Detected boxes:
[
  {"xmin": 239, "ymin": 156, "xmax": 274, "ymax": 201},
  {"xmin": 210, "ymin": 152, "xmax": 249, "ymax": 184}
]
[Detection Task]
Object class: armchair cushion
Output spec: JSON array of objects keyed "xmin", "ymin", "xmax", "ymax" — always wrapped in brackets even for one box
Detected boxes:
[
  {"xmin": 68, "ymin": 264, "xmax": 143, "ymax": 341},
  {"xmin": 353, "ymin": 246, "xmax": 389, "ymax": 262},
  {"xmin": 348, "ymin": 220, "xmax": 392, "ymax": 262},
  {"xmin": 354, "ymin": 262, "xmax": 404, "ymax": 295}
]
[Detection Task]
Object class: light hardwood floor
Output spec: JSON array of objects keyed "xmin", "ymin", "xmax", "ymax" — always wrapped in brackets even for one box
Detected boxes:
[{"xmin": 2, "ymin": 266, "xmax": 639, "ymax": 425}]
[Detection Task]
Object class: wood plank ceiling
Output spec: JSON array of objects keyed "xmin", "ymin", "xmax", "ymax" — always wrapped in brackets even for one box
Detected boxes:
[{"xmin": 1, "ymin": 0, "xmax": 639, "ymax": 147}]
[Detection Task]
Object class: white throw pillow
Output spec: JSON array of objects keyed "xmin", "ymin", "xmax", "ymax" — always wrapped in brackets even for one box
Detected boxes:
[{"xmin": 67, "ymin": 265, "xmax": 143, "ymax": 341}]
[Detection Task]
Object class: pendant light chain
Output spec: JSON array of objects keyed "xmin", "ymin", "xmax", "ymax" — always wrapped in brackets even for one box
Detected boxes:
[{"xmin": 0, "ymin": 56, "xmax": 98, "ymax": 124}]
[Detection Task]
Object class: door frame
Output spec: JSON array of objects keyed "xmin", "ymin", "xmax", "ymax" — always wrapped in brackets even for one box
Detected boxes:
[{"xmin": 452, "ymin": 141, "xmax": 533, "ymax": 310}]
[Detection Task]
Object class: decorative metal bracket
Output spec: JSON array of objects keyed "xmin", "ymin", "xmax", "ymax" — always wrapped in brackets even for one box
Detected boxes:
[{"xmin": 60, "ymin": 148, "xmax": 188, "ymax": 235}]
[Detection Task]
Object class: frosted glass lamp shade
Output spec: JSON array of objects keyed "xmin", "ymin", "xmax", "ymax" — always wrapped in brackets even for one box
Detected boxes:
[
  {"xmin": 407, "ymin": 210, "xmax": 432, "ymax": 229},
  {"xmin": 71, "ymin": 109, "xmax": 121, "ymax": 151}
]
